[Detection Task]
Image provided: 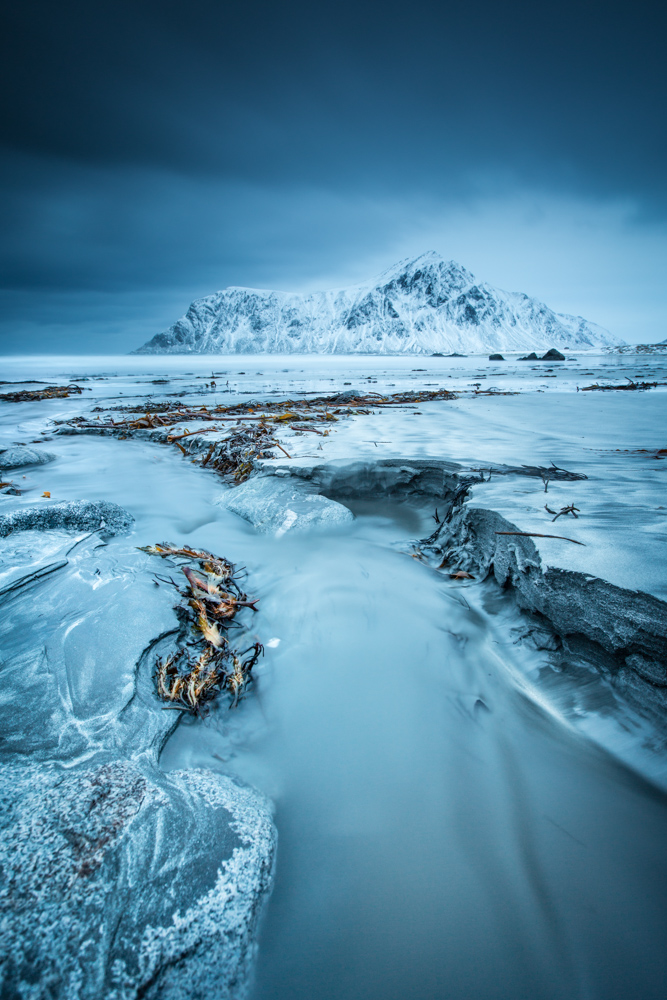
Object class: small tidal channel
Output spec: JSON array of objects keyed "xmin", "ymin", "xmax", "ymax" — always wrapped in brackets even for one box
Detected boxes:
[
  {"xmin": 2, "ymin": 378, "xmax": 666, "ymax": 1000},
  {"xmin": 161, "ymin": 498, "xmax": 667, "ymax": 1000}
]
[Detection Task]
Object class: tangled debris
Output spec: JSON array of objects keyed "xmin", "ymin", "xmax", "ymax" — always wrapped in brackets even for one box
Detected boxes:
[
  {"xmin": 545, "ymin": 503, "xmax": 580, "ymax": 520},
  {"xmin": 472, "ymin": 461, "xmax": 587, "ymax": 485},
  {"xmin": 0, "ymin": 480, "xmax": 22, "ymax": 496},
  {"xmin": 141, "ymin": 543, "xmax": 263, "ymax": 713},
  {"xmin": 579, "ymin": 379, "xmax": 666, "ymax": 392},
  {"xmin": 0, "ymin": 385, "xmax": 84, "ymax": 403},
  {"xmin": 56, "ymin": 386, "xmax": 461, "ymax": 484}
]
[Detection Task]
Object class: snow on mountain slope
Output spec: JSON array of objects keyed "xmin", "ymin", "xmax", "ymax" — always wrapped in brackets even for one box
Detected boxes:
[{"xmin": 135, "ymin": 252, "xmax": 618, "ymax": 355}]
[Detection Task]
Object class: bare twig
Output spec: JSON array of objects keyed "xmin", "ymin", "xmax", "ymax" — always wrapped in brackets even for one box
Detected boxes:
[{"xmin": 495, "ymin": 531, "xmax": 585, "ymax": 545}]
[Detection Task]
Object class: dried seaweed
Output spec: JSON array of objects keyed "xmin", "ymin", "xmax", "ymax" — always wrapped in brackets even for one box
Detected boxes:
[
  {"xmin": 579, "ymin": 379, "xmax": 666, "ymax": 392},
  {"xmin": 56, "ymin": 386, "xmax": 462, "ymax": 483},
  {"xmin": 141, "ymin": 543, "xmax": 263, "ymax": 712},
  {"xmin": 0, "ymin": 385, "xmax": 84, "ymax": 403},
  {"xmin": 544, "ymin": 503, "xmax": 580, "ymax": 521}
]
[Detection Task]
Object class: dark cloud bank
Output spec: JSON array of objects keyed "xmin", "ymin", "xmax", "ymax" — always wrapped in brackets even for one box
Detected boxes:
[{"xmin": 1, "ymin": 0, "xmax": 665, "ymax": 352}]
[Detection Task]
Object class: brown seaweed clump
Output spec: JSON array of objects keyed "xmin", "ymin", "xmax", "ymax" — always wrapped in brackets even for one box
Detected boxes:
[
  {"xmin": 0, "ymin": 384, "xmax": 84, "ymax": 403},
  {"xmin": 140, "ymin": 543, "xmax": 263, "ymax": 713}
]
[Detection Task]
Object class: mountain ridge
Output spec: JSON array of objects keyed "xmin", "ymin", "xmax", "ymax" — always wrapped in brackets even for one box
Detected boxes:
[{"xmin": 135, "ymin": 252, "xmax": 618, "ymax": 354}]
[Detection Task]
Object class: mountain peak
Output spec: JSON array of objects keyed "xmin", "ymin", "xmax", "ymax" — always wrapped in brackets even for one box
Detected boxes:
[
  {"xmin": 375, "ymin": 252, "xmax": 475, "ymax": 285},
  {"xmin": 134, "ymin": 255, "xmax": 617, "ymax": 355}
]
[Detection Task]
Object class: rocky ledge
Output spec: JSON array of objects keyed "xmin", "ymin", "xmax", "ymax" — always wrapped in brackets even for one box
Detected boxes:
[{"xmin": 248, "ymin": 458, "xmax": 667, "ymax": 719}]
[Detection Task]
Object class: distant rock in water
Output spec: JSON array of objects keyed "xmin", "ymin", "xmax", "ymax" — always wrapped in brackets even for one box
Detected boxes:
[
  {"xmin": 542, "ymin": 348, "xmax": 566, "ymax": 360},
  {"xmin": 518, "ymin": 352, "xmax": 539, "ymax": 361},
  {"xmin": 135, "ymin": 252, "xmax": 618, "ymax": 356},
  {"xmin": 489, "ymin": 353, "xmax": 505, "ymax": 361}
]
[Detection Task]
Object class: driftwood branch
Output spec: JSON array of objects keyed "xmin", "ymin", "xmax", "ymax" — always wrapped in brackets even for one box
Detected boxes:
[{"xmin": 495, "ymin": 531, "xmax": 585, "ymax": 545}]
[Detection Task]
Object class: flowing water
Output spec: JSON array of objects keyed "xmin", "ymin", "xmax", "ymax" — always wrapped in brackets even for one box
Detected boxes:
[{"xmin": 2, "ymin": 354, "xmax": 667, "ymax": 999}]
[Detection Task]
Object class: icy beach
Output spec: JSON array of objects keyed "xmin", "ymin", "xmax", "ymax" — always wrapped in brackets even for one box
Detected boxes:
[{"xmin": 1, "ymin": 351, "xmax": 667, "ymax": 1000}]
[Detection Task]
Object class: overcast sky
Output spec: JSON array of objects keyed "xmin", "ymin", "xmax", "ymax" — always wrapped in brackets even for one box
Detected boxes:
[{"xmin": 1, "ymin": 0, "xmax": 665, "ymax": 352}]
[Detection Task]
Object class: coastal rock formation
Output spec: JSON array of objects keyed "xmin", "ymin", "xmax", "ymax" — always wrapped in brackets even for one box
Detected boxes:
[
  {"xmin": 0, "ymin": 520, "xmax": 277, "ymax": 999},
  {"xmin": 216, "ymin": 475, "xmax": 354, "ymax": 535},
  {"xmin": 0, "ymin": 499, "xmax": 134, "ymax": 540},
  {"xmin": 0, "ymin": 761, "xmax": 275, "ymax": 1000},
  {"xmin": 0, "ymin": 445, "xmax": 56, "ymax": 469}
]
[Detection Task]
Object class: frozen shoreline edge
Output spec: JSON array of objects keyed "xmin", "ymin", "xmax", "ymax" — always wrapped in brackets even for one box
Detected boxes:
[{"xmin": 254, "ymin": 457, "xmax": 667, "ymax": 721}]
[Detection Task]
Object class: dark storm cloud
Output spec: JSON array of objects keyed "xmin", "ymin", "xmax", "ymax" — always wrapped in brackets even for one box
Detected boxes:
[
  {"xmin": 3, "ymin": 0, "xmax": 666, "ymax": 198},
  {"xmin": 1, "ymin": 0, "xmax": 666, "ymax": 351}
]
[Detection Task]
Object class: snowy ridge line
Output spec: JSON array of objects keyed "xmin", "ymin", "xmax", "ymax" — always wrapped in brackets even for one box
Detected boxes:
[{"xmin": 135, "ymin": 251, "xmax": 617, "ymax": 355}]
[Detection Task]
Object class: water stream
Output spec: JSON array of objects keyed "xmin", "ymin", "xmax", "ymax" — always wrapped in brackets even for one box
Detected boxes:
[{"xmin": 2, "ymin": 355, "xmax": 667, "ymax": 999}]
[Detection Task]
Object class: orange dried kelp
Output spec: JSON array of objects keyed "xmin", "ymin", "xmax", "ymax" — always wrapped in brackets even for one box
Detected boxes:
[{"xmin": 141, "ymin": 543, "xmax": 263, "ymax": 712}]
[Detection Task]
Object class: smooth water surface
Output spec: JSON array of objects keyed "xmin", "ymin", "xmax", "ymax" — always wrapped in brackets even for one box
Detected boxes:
[{"xmin": 2, "ymin": 355, "xmax": 667, "ymax": 1000}]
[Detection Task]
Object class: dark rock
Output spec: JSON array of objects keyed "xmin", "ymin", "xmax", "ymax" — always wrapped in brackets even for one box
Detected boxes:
[
  {"xmin": 488, "ymin": 354, "xmax": 505, "ymax": 361},
  {"xmin": 431, "ymin": 352, "xmax": 444, "ymax": 357},
  {"xmin": 0, "ymin": 500, "xmax": 134, "ymax": 540},
  {"xmin": 447, "ymin": 352, "xmax": 467, "ymax": 357},
  {"xmin": 264, "ymin": 457, "xmax": 463, "ymax": 502},
  {"xmin": 518, "ymin": 353, "xmax": 539, "ymax": 361},
  {"xmin": 331, "ymin": 390, "xmax": 359, "ymax": 402},
  {"xmin": 541, "ymin": 348, "xmax": 565, "ymax": 361},
  {"xmin": 436, "ymin": 503, "xmax": 667, "ymax": 715}
]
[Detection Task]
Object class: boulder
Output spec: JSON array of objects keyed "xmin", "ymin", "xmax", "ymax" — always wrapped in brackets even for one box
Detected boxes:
[
  {"xmin": 518, "ymin": 353, "xmax": 538, "ymax": 361},
  {"xmin": 216, "ymin": 476, "xmax": 354, "ymax": 536},
  {"xmin": 488, "ymin": 354, "xmax": 505, "ymax": 361},
  {"xmin": 0, "ymin": 500, "xmax": 134, "ymax": 540},
  {"xmin": 541, "ymin": 348, "xmax": 565, "ymax": 361},
  {"xmin": 0, "ymin": 759, "xmax": 275, "ymax": 1000},
  {"xmin": 0, "ymin": 529, "xmax": 277, "ymax": 999},
  {"xmin": 0, "ymin": 445, "xmax": 56, "ymax": 469}
]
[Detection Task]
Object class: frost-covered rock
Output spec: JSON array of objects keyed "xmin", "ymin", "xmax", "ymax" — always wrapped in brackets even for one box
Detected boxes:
[
  {"xmin": 216, "ymin": 476, "xmax": 354, "ymax": 535},
  {"xmin": 0, "ymin": 499, "xmax": 134, "ymax": 540},
  {"xmin": 0, "ymin": 445, "xmax": 55, "ymax": 469},
  {"xmin": 0, "ymin": 760, "xmax": 275, "ymax": 1000},
  {"xmin": 434, "ymin": 503, "xmax": 667, "ymax": 715},
  {"xmin": 135, "ymin": 252, "xmax": 618, "ymax": 356},
  {"xmin": 0, "ymin": 528, "xmax": 277, "ymax": 1000}
]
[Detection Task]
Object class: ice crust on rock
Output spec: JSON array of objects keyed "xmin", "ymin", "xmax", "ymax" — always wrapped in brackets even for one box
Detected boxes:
[
  {"xmin": 0, "ymin": 761, "xmax": 276, "ymax": 1000},
  {"xmin": 0, "ymin": 499, "xmax": 134, "ymax": 540},
  {"xmin": 0, "ymin": 444, "xmax": 56, "ymax": 469},
  {"xmin": 0, "ymin": 530, "xmax": 277, "ymax": 1000},
  {"xmin": 135, "ymin": 252, "xmax": 617, "ymax": 355},
  {"xmin": 435, "ymin": 503, "xmax": 667, "ymax": 715},
  {"xmin": 216, "ymin": 475, "xmax": 354, "ymax": 535}
]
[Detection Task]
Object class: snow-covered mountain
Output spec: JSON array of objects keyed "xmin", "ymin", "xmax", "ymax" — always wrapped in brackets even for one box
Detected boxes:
[{"xmin": 135, "ymin": 252, "xmax": 617, "ymax": 355}]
